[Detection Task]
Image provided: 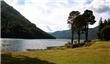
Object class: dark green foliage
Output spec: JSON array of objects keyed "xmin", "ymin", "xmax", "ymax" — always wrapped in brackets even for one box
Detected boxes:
[
  {"xmin": 82, "ymin": 10, "xmax": 96, "ymax": 42},
  {"xmin": 97, "ymin": 18, "xmax": 110, "ymax": 40},
  {"xmin": 67, "ymin": 11, "xmax": 80, "ymax": 47},
  {"xmin": 1, "ymin": 1, "xmax": 55, "ymax": 39},
  {"xmin": 101, "ymin": 25, "xmax": 110, "ymax": 41},
  {"xmin": 67, "ymin": 9, "xmax": 96, "ymax": 48},
  {"xmin": 107, "ymin": 19, "xmax": 110, "ymax": 25},
  {"xmin": 97, "ymin": 18, "xmax": 104, "ymax": 39}
]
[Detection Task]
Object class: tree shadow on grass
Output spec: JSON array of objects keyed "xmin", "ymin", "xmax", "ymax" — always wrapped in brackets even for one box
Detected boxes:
[{"xmin": 1, "ymin": 54, "xmax": 55, "ymax": 64}]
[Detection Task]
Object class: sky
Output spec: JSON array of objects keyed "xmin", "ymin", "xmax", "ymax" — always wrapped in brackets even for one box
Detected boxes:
[{"xmin": 4, "ymin": 0, "xmax": 110, "ymax": 32}]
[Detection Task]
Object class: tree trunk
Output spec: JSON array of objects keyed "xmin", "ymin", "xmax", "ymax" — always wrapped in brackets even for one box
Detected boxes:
[
  {"xmin": 78, "ymin": 31, "xmax": 80, "ymax": 44},
  {"xmin": 71, "ymin": 24, "xmax": 74, "ymax": 47},
  {"xmin": 85, "ymin": 24, "xmax": 88, "ymax": 42}
]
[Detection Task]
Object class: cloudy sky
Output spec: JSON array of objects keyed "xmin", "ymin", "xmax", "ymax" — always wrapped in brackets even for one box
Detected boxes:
[{"xmin": 4, "ymin": 0, "xmax": 110, "ymax": 32}]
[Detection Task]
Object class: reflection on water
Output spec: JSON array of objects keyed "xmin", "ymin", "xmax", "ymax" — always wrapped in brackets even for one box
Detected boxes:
[
  {"xmin": 1, "ymin": 39, "xmax": 24, "ymax": 51},
  {"xmin": 1, "ymin": 39, "xmax": 70, "ymax": 51}
]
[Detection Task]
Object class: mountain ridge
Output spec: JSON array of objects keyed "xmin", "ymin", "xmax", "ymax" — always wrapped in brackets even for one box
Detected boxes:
[
  {"xmin": 1, "ymin": 1, "xmax": 55, "ymax": 39},
  {"xmin": 50, "ymin": 27, "xmax": 98, "ymax": 39}
]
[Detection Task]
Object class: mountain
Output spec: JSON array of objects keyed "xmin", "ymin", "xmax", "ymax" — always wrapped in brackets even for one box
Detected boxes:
[
  {"xmin": 1, "ymin": 1, "xmax": 55, "ymax": 39},
  {"xmin": 50, "ymin": 30, "xmax": 71, "ymax": 39},
  {"xmin": 50, "ymin": 27, "xmax": 98, "ymax": 39}
]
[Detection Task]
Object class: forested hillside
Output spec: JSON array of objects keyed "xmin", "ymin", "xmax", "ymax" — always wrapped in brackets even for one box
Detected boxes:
[{"xmin": 1, "ymin": 1, "xmax": 55, "ymax": 39}]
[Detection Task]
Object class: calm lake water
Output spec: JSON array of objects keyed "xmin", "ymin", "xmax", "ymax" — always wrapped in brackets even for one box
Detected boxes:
[{"xmin": 1, "ymin": 39, "xmax": 70, "ymax": 51}]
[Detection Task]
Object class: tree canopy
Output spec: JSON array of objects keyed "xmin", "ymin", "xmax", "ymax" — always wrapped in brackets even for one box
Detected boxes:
[{"xmin": 67, "ymin": 9, "xmax": 96, "ymax": 47}]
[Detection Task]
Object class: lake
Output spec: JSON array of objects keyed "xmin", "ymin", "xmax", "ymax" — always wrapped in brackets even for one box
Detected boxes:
[{"xmin": 1, "ymin": 39, "xmax": 70, "ymax": 51}]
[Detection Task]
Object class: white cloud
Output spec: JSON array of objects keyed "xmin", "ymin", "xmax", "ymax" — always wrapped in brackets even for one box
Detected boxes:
[
  {"xmin": 90, "ymin": 0, "xmax": 110, "ymax": 12},
  {"xmin": 4, "ymin": 0, "xmax": 110, "ymax": 32}
]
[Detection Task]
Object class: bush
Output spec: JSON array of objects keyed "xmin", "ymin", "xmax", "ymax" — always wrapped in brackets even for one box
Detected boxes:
[
  {"xmin": 64, "ymin": 41, "xmax": 72, "ymax": 48},
  {"xmin": 101, "ymin": 25, "xmax": 110, "ymax": 41}
]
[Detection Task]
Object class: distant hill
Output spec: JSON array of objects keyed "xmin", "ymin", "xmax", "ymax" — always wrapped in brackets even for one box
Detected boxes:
[
  {"xmin": 1, "ymin": 1, "xmax": 55, "ymax": 39},
  {"xmin": 50, "ymin": 27, "xmax": 98, "ymax": 40}
]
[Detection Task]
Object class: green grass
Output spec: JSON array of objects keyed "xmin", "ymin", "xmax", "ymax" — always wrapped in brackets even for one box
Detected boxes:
[{"xmin": 1, "ymin": 40, "xmax": 110, "ymax": 64}]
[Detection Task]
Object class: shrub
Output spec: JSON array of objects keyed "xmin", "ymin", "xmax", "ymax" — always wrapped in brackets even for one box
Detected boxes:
[
  {"xmin": 101, "ymin": 25, "xmax": 110, "ymax": 41},
  {"xmin": 64, "ymin": 41, "xmax": 72, "ymax": 48}
]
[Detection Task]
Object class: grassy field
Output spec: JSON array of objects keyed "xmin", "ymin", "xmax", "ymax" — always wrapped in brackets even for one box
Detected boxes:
[{"xmin": 1, "ymin": 40, "xmax": 110, "ymax": 64}]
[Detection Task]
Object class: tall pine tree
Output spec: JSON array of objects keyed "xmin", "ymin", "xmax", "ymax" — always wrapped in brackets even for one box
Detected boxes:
[{"xmin": 97, "ymin": 18, "xmax": 104, "ymax": 39}]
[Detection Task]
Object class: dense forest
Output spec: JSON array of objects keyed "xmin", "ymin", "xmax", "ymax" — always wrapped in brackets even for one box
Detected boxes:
[
  {"xmin": 1, "ymin": 1, "xmax": 55, "ymax": 39},
  {"xmin": 97, "ymin": 18, "xmax": 110, "ymax": 41}
]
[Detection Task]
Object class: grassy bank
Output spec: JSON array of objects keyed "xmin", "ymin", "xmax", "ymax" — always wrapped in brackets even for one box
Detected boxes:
[{"xmin": 1, "ymin": 40, "xmax": 110, "ymax": 64}]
